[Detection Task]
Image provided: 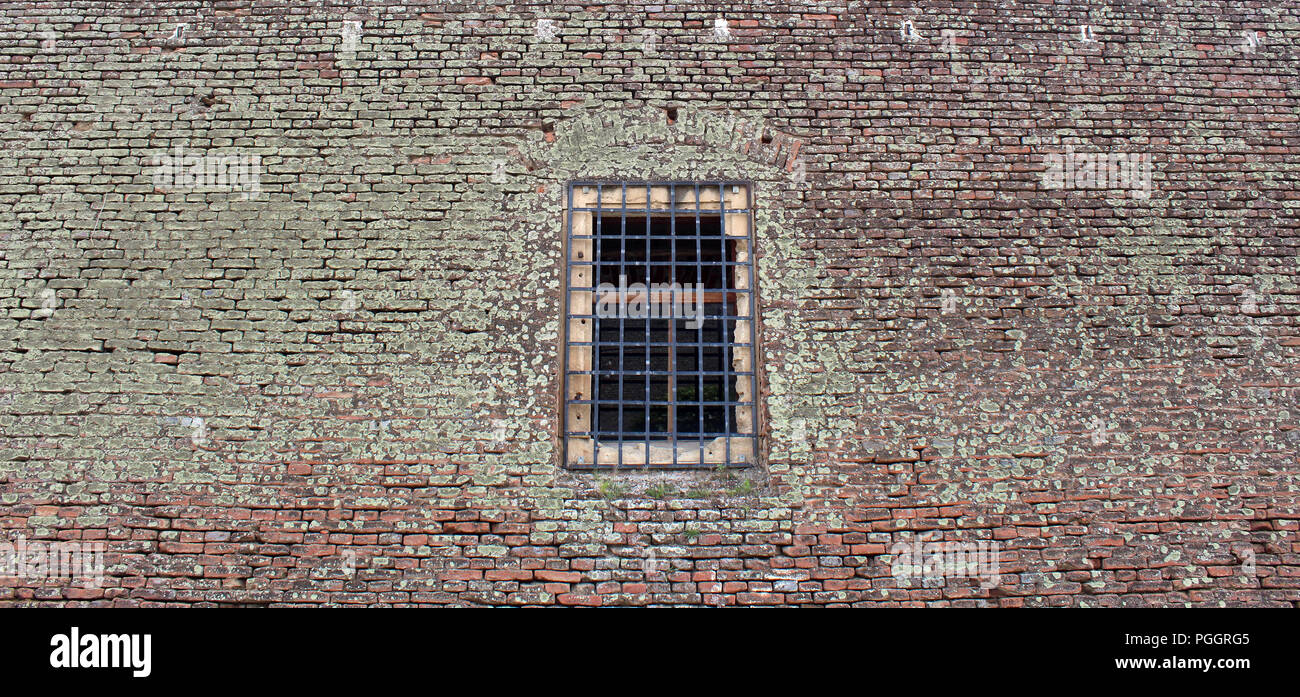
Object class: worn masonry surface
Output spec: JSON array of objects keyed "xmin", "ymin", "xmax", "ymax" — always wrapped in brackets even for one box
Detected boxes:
[{"xmin": 0, "ymin": 1, "xmax": 1298, "ymax": 606}]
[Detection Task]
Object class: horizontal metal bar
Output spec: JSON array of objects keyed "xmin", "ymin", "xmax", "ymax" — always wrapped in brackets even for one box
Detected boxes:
[
  {"xmin": 568, "ymin": 345, "xmax": 753, "ymax": 351},
  {"xmin": 570, "ymin": 317, "xmax": 751, "ymax": 323},
  {"xmin": 565, "ymin": 261, "xmax": 751, "ymax": 267},
  {"xmin": 573, "ymin": 210, "xmax": 749, "ymax": 216},
  {"xmin": 566, "ymin": 461, "xmax": 754, "ymax": 471},
  {"xmin": 569, "ymin": 369, "xmax": 755, "ymax": 377},
  {"xmin": 567, "ymin": 431, "xmax": 759, "ymax": 440},
  {"xmin": 567, "ymin": 401, "xmax": 755, "ymax": 408}
]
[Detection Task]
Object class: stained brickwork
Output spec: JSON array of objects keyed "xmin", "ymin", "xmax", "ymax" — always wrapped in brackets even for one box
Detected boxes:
[{"xmin": 1, "ymin": 1, "xmax": 1297, "ymax": 606}]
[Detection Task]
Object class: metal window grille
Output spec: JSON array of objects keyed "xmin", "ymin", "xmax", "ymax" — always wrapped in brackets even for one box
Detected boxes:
[{"xmin": 563, "ymin": 182, "xmax": 757, "ymax": 469}]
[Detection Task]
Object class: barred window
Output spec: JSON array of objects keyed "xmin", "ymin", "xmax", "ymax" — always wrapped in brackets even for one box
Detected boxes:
[{"xmin": 563, "ymin": 182, "xmax": 758, "ymax": 468}]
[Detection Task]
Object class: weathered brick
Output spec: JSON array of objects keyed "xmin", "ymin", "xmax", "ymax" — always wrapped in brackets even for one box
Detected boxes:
[{"xmin": 0, "ymin": 0, "xmax": 1294, "ymax": 610}]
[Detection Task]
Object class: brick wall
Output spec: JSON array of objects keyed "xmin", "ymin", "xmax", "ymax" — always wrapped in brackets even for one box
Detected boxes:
[{"xmin": 1, "ymin": 0, "xmax": 1297, "ymax": 606}]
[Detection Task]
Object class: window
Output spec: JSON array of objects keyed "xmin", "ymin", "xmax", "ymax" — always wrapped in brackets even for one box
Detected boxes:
[{"xmin": 563, "ymin": 182, "xmax": 758, "ymax": 468}]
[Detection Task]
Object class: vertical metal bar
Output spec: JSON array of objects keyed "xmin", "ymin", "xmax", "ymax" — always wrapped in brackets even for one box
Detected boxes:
[
  {"xmin": 695, "ymin": 181, "xmax": 704, "ymax": 464},
  {"xmin": 721, "ymin": 182, "xmax": 732, "ymax": 468},
  {"xmin": 594, "ymin": 184, "xmax": 603, "ymax": 464},
  {"xmin": 669, "ymin": 185, "xmax": 677, "ymax": 468},
  {"xmin": 617, "ymin": 182, "xmax": 626, "ymax": 471},
  {"xmin": 643, "ymin": 183, "xmax": 651, "ymax": 466}
]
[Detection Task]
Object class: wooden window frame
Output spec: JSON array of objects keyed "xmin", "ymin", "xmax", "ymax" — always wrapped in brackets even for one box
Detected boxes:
[{"xmin": 562, "ymin": 182, "xmax": 757, "ymax": 469}]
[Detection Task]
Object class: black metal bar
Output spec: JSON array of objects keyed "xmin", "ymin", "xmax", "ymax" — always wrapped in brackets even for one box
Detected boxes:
[
  {"xmin": 669, "ymin": 183, "xmax": 678, "ymax": 469},
  {"xmin": 617, "ymin": 182, "xmax": 625, "ymax": 470},
  {"xmin": 642, "ymin": 182, "xmax": 651, "ymax": 466},
  {"xmin": 695, "ymin": 181, "xmax": 705, "ymax": 461},
  {"xmin": 594, "ymin": 183, "xmax": 603, "ymax": 457},
  {"xmin": 720, "ymin": 182, "xmax": 731, "ymax": 468}
]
